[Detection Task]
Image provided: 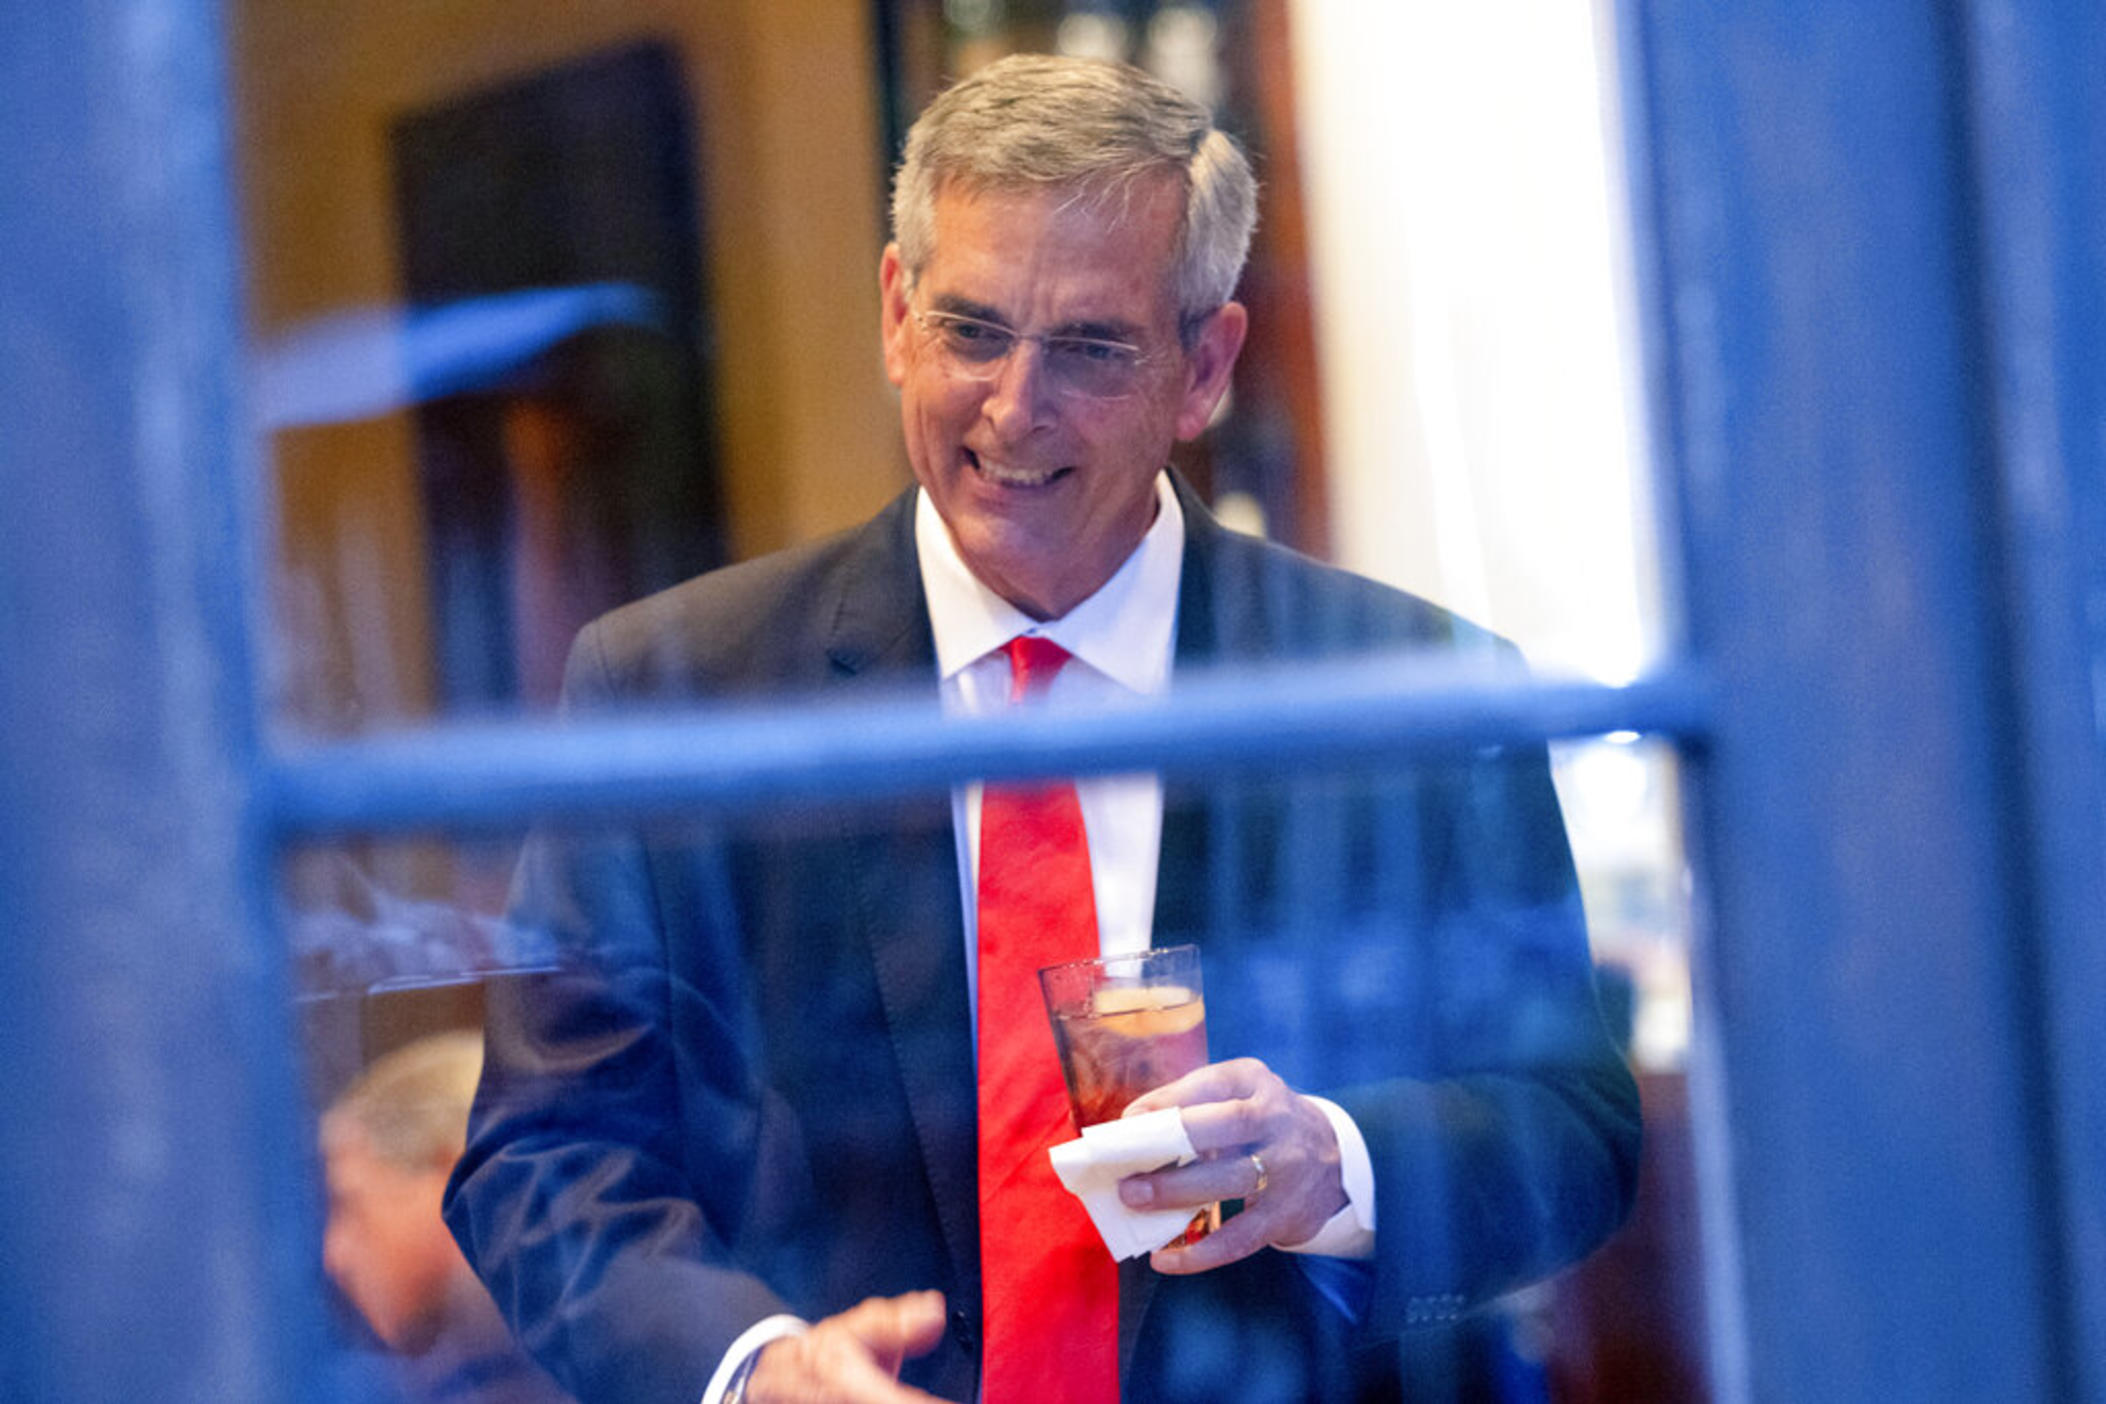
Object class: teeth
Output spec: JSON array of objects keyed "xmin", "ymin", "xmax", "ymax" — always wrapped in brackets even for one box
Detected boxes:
[{"xmin": 973, "ymin": 456, "xmax": 1061, "ymax": 488}]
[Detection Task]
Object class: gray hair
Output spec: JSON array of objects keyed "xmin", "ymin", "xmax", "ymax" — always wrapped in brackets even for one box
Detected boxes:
[
  {"xmin": 324, "ymin": 1030, "xmax": 483, "ymax": 1172},
  {"xmin": 891, "ymin": 53, "xmax": 1257, "ymax": 333}
]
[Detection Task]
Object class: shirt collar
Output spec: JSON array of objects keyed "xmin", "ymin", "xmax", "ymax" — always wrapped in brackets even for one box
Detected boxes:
[{"xmin": 915, "ymin": 472, "xmax": 1183, "ymax": 697}]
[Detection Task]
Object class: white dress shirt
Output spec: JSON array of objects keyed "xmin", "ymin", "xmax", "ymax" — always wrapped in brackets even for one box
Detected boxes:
[{"xmin": 918, "ymin": 473, "xmax": 1184, "ymax": 1024}]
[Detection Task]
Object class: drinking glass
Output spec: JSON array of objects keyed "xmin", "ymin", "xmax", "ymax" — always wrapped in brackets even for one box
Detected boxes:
[{"xmin": 1039, "ymin": 944, "xmax": 1217, "ymax": 1242}]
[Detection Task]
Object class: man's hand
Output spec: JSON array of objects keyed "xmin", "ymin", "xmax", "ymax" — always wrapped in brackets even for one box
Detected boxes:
[
  {"xmin": 1117, "ymin": 1058, "xmax": 1349, "ymax": 1274},
  {"xmin": 746, "ymin": 1291, "xmax": 948, "ymax": 1403}
]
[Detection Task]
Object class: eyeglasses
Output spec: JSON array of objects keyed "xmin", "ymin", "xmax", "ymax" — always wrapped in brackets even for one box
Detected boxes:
[{"xmin": 911, "ymin": 308, "xmax": 1162, "ymax": 401}]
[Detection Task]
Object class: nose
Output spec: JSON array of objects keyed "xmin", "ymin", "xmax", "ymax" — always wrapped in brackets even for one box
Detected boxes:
[{"xmin": 978, "ymin": 339, "xmax": 1057, "ymax": 440}]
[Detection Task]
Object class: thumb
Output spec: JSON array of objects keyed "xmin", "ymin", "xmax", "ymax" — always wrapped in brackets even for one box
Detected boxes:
[{"xmin": 844, "ymin": 1290, "xmax": 948, "ymax": 1374}]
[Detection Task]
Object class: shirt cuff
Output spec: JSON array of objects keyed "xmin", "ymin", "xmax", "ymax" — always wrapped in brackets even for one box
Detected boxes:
[
  {"xmin": 700, "ymin": 1314, "xmax": 807, "ymax": 1404},
  {"xmin": 1276, "ymin": 1094, "xmax": 1377, "ymax": 1260}
]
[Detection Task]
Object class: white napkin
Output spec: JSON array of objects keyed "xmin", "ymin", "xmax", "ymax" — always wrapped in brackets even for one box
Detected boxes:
[{"xmin": 1047, "ymin": 1108, "xmax": 1200, "ymax": 1260}]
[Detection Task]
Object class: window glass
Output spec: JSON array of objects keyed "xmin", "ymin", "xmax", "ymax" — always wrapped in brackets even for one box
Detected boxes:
[
  {"xmin": 238, "ymin": 10, "xmax": 899, "ymax": 733},
  {"xmin": 244, "ymin": 2, "xmax": 1709, "ymax": 1399},
  {"xmin": 283, "ymin": 727, "xmax": 1702, "ymax": 1399}
]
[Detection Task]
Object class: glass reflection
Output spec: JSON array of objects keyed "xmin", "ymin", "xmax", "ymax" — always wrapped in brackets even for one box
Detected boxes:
[
  {"xmin": 288, "ymin": 726, "xmax": 1696, "ymax": 1402},
  {"xmin": 244, "ymin": 5, "xmax": 1702, "ymax": 1401},
  {"xmin": 321, "ymin": 1031, "xmax": 574, "ymax": 1403}
]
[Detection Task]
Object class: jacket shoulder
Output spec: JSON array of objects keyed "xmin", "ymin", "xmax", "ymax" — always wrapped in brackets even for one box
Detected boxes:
[
  {"xmin": 565, "ymin": 493, "xmax": 919, "ymax": 706},
  {"xmin": 1188, "ymin": 514, "xmax": 1517, "ymax": 665}
]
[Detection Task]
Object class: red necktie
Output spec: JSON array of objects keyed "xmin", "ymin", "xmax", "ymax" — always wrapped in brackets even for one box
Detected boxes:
[{"xmin": 976, "ymin": 636, "xmax": 1119, "ymax": 1402}]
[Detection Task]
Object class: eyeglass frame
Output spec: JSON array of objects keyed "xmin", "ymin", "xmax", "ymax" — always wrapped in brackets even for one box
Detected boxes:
[{"xmin": 907, "ymin": 305, "xmax": 1176, "ymax": 402}]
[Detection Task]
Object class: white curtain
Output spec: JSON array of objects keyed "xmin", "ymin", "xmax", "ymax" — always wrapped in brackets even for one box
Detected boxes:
[{"xmin": 1290, "ymin": 0, "xmax": 1663, "ymax": 684}]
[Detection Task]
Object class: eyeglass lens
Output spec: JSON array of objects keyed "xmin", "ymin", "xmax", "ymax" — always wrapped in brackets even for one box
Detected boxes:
[{"xmin": 920, "ymin": 313, "xmax": 1147, "ymax": 399}]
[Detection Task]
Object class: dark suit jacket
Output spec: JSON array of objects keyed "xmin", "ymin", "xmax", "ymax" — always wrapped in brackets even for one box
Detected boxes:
[{"xmin": 444, "ymin": 477, "xmax": 1640, "ymax": 1403}]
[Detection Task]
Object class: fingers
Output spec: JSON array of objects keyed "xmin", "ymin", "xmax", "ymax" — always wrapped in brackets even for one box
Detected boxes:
[
  {"xmin": 1149, "ymin": 1193, "xmax": 1279, "ymax": 1274},
  {"xmin": 1121, "ymin": 1057, "xmax": 1269, "ymax": 1127},
  {"xmin": 748, "ymin": 1292, "xmax": 949, "ymax": 1403},
  {"xmin": 1114, "ymin": 1057, "xmax": 1348, "ymax": 1271},
  {"xmin": 1121, "ymin": 1057, "xmax": 1309, "ymax": 1158},
  {"xmin": 1122, "ymin": 1148, "xmax": 1270, "ymax": 1205},
  {"xmin": 840, "ymin": 1291, "xmax": 949, "ymax": 1372}
]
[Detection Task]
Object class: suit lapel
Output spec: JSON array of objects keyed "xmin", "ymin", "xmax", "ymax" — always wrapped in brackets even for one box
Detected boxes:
[{"xmin": 821, "ymin": 494, "xmax": 984, "ymax": 1326}]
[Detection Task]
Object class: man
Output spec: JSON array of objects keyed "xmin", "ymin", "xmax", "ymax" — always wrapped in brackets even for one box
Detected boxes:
[
  {"xmin": 323, "ymin": 1032, "xmax": 574, "ymax": 1403},
  {"xmin": 445, "ymin": 53, "xmax": 1638, "ymax": 1404}
]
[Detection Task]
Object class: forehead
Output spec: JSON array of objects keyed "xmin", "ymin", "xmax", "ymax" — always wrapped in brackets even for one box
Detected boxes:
[
  {"xmin": 918, "ymin": 176, "xmax": 1184, "ymax": 328},
  {"xmin": 321, "ymin": 1121, "xmax": 378, "ymax": 1190}
]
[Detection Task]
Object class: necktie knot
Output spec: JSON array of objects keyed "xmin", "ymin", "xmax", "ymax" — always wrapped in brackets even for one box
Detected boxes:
[{"xmin": 1004, "ymin": 634, "xmax": 1072, "ymax": 704}]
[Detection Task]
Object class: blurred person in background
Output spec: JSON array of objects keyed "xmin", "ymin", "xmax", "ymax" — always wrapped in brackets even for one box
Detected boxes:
[
  {"xmin": 447, "ymin": 53, "xmax": 1638, "ymax": 1404},
  {"xmin": 324, "ymin": 1031, "xmax": 574, "ymax": 1404}
]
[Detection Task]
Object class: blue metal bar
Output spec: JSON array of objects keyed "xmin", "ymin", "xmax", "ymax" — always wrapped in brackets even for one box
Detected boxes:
[
  {"xmin": 1609, "ymin": 3, "xmax": 1748, "ymax": 1394},
  {"xmin": 1954, "ymin": 1, "xmax": 2106, "ymax": 1396},
  {"xmin": 0, "ymin": 1, "xmax": 322, "ymax": 1399},
  {"xmin": 1627, "ymin": 0, "xmax": 2072, "ymax": 1398},
  {"xmin": 261, "ymin": 663, "xmax": 1714, "ymax": 836}
]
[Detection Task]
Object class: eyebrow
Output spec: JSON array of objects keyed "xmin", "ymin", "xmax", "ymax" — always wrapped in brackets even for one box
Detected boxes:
[
  {"xmin": 1052, "ymin": 318, "xmax": 1145, "ymax": 344},
  {"xmin": 927, "ymin": 293, "xmax": 1009, "ymax": 325},
  {"xmin": 926, "ymin": 293, "xmax": 1144, "ymax": 344}
]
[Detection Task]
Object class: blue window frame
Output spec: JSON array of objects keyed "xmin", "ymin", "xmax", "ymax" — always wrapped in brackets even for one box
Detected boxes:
[{"xmin": 3, "ymin": 1, "xmax": 2102, "ymax": 1400}]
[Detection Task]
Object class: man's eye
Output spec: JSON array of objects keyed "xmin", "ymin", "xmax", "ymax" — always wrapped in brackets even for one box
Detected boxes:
[
  {"xmin": 941, "ymin": 320, "xmax": 1012, "ymax": 357},
  {"xmin": 1050, "ymin": 339, "xmax": 1133, "ymax": 366}
]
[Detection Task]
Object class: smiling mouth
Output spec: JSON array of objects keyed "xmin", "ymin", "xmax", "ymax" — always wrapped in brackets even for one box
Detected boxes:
[{"xmin": 967, "ymin": 449, "xmax": 1070, "ymax": 489}]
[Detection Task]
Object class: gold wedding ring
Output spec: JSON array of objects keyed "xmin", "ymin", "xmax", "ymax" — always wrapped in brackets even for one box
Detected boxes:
[{"xmin": 1247, "ymin": 1152, "xmax": 1269, "ymax": 1198}]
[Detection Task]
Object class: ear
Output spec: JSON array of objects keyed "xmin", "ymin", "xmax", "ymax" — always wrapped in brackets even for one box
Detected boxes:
[
  {"xmin": 1171, "ymin": 301, "xmax": 1249, "ymax": 441},
  {"xmin": 880, "ymin": 243, "xmax": 913, "ymax": 388}
]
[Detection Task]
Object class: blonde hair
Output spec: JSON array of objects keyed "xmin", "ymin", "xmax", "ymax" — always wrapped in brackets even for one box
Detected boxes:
[{"xmin": 325, "ymin": 1030, "xmax": 483, "ymax": 1172}]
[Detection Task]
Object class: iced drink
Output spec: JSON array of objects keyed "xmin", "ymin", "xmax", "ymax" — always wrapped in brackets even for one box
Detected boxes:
[
  {"xmin": 1048, "ymin": 984, "xmax": 1208, "ymax": 1127},
  {"xmin": 1039, "ymin": 945, "xmax": 1218, "ymax": 1244}
]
